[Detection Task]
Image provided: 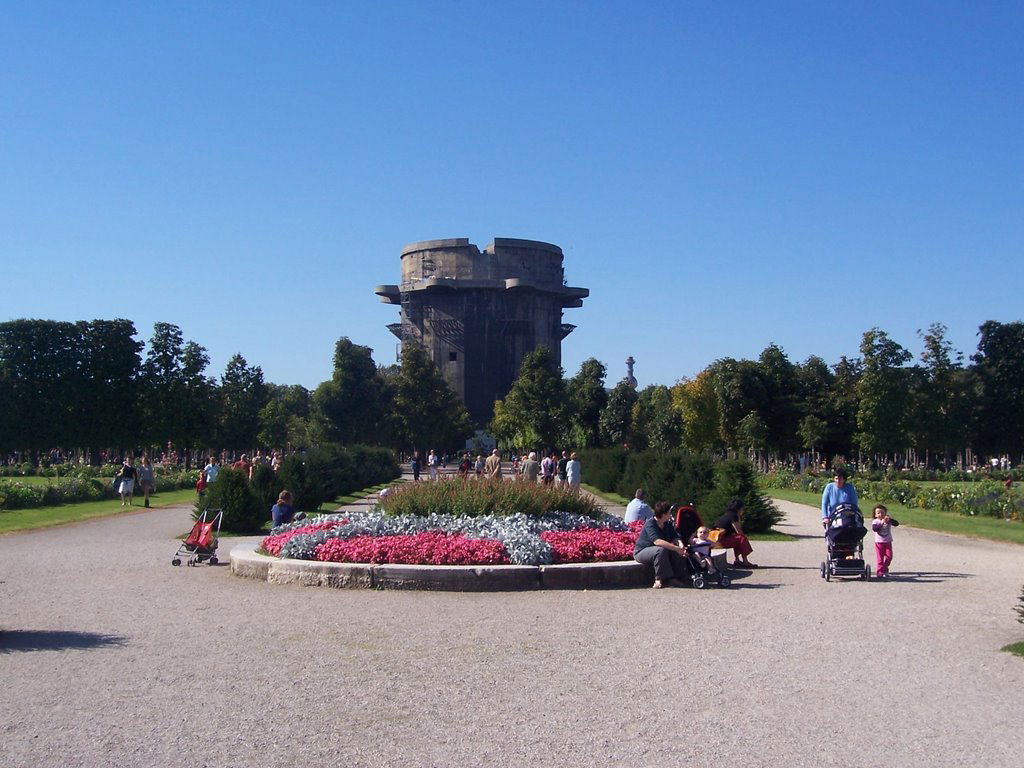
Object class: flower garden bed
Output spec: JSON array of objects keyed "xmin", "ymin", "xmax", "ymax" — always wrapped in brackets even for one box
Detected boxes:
[{"xmin": 259, "ymin": 510, "xmax": 643, "ymax": 566}]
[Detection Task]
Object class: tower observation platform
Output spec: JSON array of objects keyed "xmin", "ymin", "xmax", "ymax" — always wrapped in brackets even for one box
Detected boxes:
[{"xmin": 374, "ymin": 237, "xmax": 589, "ymax": 427}]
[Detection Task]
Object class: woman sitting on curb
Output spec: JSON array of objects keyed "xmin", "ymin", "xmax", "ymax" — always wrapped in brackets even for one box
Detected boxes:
[
  {"xmin": 633, "ymin": 501, "xmax": 693, "ymax": 588},
  {"xmin": 714, "ymin": 498, "xmax": 757, "ymax": 568}
]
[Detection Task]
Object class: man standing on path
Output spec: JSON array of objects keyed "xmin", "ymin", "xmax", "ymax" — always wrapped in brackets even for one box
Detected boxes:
[
  {"xmin": 428, "ymin": 449, "xmax": 439, "ymax": 481},
  {"xmin": 624, "ymin": 488, "xmax": 654, "ymax": 523},
  {"xmin": 821, "ymin": 467, "xmax": 859, "ymax": 529},
  {"xmin": 556, "ymin": 451, "xmax": 569, "ymax": 487},
  {"xmin": 485, "ymin": 449, "xmax": 502, "ymax": 479},
  {"xmin": 566, "ymin": 452, "xmax": 581, "ymax": 489},
  {"xmin": 520, "ymin": 451, "xmax": 540, "ymax": 483}
]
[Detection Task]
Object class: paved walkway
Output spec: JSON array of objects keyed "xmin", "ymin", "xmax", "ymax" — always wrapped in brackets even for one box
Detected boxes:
[{"xmin": 2, "ymin": 493, "xmax": 1023, "ymax": 767}]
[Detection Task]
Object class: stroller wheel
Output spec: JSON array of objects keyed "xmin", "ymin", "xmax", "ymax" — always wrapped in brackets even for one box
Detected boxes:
[
  {"xmin": 692, "ymin": 576, "xmax": 706, "ymax": 589},
  {"xmin": 171, "ymin": 558, "xmax": 181, "ymax": 567},
  {"xmin": 718, "ymin": 575, "xmax": 731, "ymax": 588},
  {"xmin": 820, "ymin": 561, "xmax": 826, "ymax": 579},
  {"xmin": 209, "ymin": 556, "xmax": 219, "ymax": 565},
  {"xmin": 824, "ymin": 564, "xmax": 831, "ymax": 582}
]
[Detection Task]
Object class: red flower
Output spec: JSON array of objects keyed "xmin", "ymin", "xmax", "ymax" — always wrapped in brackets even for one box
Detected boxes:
[
  {"xmin": 260, "ymin": 520, "xmax": 347, "ymax": 556},
  {"xmin": 540, "ymin": 528, "xmax": 637, "ymax": 564},
  {"xmin": 314, "ymin": 531, "xmax": 509, "ymax": 565}
]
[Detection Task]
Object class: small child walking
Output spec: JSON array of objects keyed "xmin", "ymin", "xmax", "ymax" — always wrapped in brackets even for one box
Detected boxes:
[{"xmin": 871, "ymin": 504, "xmax": 900, "ymax": 578}]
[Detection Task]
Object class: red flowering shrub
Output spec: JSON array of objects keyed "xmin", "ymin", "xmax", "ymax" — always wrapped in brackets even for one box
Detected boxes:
[
  {"xmin": 260, "ymin": 520, "xmax": 347, "ymax": 556},
  {"xmin": 541, "ymin": 528, "xmax": 638, "ymax": 564},
  {"xmin": 314, "ymin": 532, "xmax": 509, "ymax": 565}
]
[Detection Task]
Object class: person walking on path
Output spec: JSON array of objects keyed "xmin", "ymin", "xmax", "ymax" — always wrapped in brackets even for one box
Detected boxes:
[
  {"xmin": 485, "ymin": 449, "xmax": 502, "ymax": 479},
  {"xmin": 203, "ymin": 457, "xmax": 220, "ymax": 485},
  {"xmin": 428, "ymin": 450, "xmax": 439, "ymax": 481},
  {"xmin": 633, "ymin": 501, "xmax": 692, "ymax": 588},
  {"xmin": 521, "ymin": 451, "xmax": 540, "ymax": 483},
  {"xmin": 115, "ymin": 457, "xmax": 137, "ymax": 507},
  {"xmin": 871, "ymin": 503, "xmax": 900, "ymax": 578},
  {"xmin": 410, "ymin": 452, "xmax": 421, "ymax": 482},
  {"xmin": 556, "ymin": 451, "xmax": 569, "ymax": 487},
  {"xmin": 624, "ymin": 489, "xmax": 654, "ymax": 524},
  {"xmin": 565, "ymin": 452, "xmax": 581, "ymax": 489},
  {"xmin": 821, "ymin": 467, "xmax": 859, "ymax": 529},
  {"xmin": 137, "ymin": 457, "xmax": 156, "ymax": 508}
]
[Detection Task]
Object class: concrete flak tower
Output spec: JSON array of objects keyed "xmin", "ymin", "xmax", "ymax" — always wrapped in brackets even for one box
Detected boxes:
[{"xmin": 375, "ymin": 237, "xmax": 589, "ymax": 426}]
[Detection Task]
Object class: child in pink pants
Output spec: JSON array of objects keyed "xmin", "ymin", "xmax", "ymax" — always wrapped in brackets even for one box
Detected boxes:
[{"xmin": 871, "ymin": 504, "xmax": 900, "ymax": 578}]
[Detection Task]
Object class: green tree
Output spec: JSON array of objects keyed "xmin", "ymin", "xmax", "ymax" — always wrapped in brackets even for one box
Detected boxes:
[
  {"xmin": 566, "ymin": 358, "xmax": 608, "ymax": 448},
  {"xmin": 491, "ymin": 346, "xmax": 568, "ymax": 450},
  {"xmin": 671, "ymin": 371, "xmax": 722, "ymax": 454},
  {"xmin": 797, "ymin": 414, "xmax": 827, "ymax": 459},
  {"xmin": 972, "ymin": 320, "xmax": 1024, "ymax": 458},
  {"xmin": 599, "ymin": 380, "xmax": 638, "ymax": 448},
  {"xmin": 312, "ymin": 337, "xmax": 389, "ymax": 445},
  {"xmin": 218, "ymin": 354, "xmax": 267, "ymax": 449},
  {"xmin": 631, "ymin": 385, "xmax": 681, "ymax": 451},
  {"xmin": 708, "ymin": 358, "xmax": 767, "ymax": 450},
  {"xmin": 736, "ymin": 411, "xmax": 769, "ymax": 456},
  {"xmin": 855, "ymin": 328, "xmax": 912, "ymax": 458},
  {"xmin": 391, "ymin": 344, "xmax": 473, "ymax": 451},
  {"xmin": 757, "ymin": 343, "xmax": 800, "ymax": 454}
]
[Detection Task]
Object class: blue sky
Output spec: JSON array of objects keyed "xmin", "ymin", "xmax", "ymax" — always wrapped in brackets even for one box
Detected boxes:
[{"xmin": 2, "ymin": 1, "xmax": 1021, "ymax": 389}]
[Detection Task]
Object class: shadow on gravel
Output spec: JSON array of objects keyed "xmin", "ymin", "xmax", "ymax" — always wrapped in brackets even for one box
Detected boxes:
[
  {"xmin": 0, "ymin": 629, "xmax": 127, "ymax": 654},
  {"xmin": 881, "ymin": 572, "xmax": 974, "ymax": 583}
]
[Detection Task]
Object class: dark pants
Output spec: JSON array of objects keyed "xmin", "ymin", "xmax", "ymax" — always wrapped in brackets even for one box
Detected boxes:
[{"xmin": 634, "ymin": 546, "xmax": 692, "ymax": 582}]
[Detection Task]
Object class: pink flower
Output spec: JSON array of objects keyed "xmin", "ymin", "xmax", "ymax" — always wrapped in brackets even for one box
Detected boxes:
[
  {"xmin": 540, "ymin": 528, "xmax": 637, "ymax": 564},
  {"xmin": 260, "ymin": 520, "xmax": 347, "ymax": 556},
  {"xmin": 314, "ymin": 532, "xmax": 509, "ymax": 565}
]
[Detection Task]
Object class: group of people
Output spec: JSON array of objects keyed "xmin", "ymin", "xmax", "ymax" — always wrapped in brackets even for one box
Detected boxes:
[
  {"xmin": 629, "ymin": 492, "xmax": 758, "ymax": 588},
  {"xmin": 113, "ymin": 456, "xmax": 156, "ymax": 507},
  {"xmin": 630, "ymin": 466, "xmax": 902, "ymax": 589},
  {"xmin": 821, "ymin": 467, "xmax": 899, "ymax": 578},
  {"xmin": 408, "ymin": 448, "xmax": 583, "ymax": 489}
]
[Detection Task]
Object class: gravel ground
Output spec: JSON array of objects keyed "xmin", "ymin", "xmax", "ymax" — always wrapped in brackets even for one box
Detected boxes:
[{"xmin": 2, "ymin": 496, "xmax": 1023, "ymax": 768}]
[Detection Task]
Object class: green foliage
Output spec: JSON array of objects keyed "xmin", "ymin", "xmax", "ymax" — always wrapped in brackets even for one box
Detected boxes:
[
  {"xmin": 631, "ymin": 385, "xmax": 682, "ymax": 451},
  {"xmin": 195, "ymin": 468, "xmax": 263, "ymax": 533},
  {"xmin": 855, "ymin": 328, "xmax": 913, "ymax": 454},
  {"xmin": 391, "ymin": 344, "xmax": 472, "ymax": 450},
  {"xmin": 973, "ymin": 320, "xmax": 1024, "ymax": 456},
  {"xmin": 312, "ymin": 337, "xmax": 390, "ymax": 445},
  {"xmin": 276, "ymin": 444, "xmax": 399, "ymax": 511},
  {"xmin": 1016, "ymin": 586, "xmax": 1024, "ymax": 626},
  {"xmin": 566, "ymin": 358, "xmax": 608, "ymax": 448},
  {"xmin": 378, "ymin": 477, "xmax": 601, "ymax": 519},
  {"xmin": 581, "ymin": 448, "xmax": 715, "ymax": 510},
  {"xmin": 599, "ymin": 380, "xmax": 638, "ymax": 448},
  {"xmin": 700, "ymin": 459, "xmax": 781, "ymax": 534},
  {"xmin": 490, "ymin": 346, "xmax": 568, "ymax": 449},
  {"xmin": 218, "ymin": 353, "xmax": 267, "ymax": 449}
]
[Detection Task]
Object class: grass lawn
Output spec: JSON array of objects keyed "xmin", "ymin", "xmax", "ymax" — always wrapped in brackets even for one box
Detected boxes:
[
  {"xmin": 581, "ymin": 484, "xmax": 631, "ymax": 506},
  {"xmin": 765, "ymin": 487, "xmax": 1024, "ymax": 545},
  {"xmin": 1001, "ymin": 641, "xmax": 1024, "ymax": 658},
  {"xmin": 0, "ymin": 488, "xmax": 198, "ymax": 535},
  {"xmin": 318, "ymin": 480, "xmax": 400, "ymax": 511}
]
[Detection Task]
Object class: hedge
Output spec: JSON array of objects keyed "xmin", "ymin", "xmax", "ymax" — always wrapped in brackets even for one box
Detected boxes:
[{"xmin": 0, "ymin": 468, "xmax": 197, "ymax": 511}]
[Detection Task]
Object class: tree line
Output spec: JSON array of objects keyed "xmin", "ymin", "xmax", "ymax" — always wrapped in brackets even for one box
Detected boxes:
[
  {"xmin": 491, "ymin": 321, "xmax": 1024, "ymax": 468},
  {"xmin": 2, "ymin": 318, "xmax": 1021, "ymax": 469},
  {"xmin": 0, "ymin": 319, "xmax": 472, "ymax": 463}
]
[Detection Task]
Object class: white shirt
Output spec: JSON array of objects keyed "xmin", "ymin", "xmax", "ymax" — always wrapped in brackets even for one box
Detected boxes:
[{"xmin": 624, "ymin": 497, "xmax": 653, "ymax": 523}]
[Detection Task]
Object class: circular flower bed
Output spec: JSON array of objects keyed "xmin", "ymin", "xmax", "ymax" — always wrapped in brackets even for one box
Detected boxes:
[{"xmin": 260, "ymin": 510, "xmax": 643, "ymax": 566}]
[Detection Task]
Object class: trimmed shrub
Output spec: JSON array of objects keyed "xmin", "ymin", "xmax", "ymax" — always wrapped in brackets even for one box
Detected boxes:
[
  {"xmin": 195, "ymin": 468, "xmax": 263, "ymax": 533},
  {"xmin": 702, "ymin": 459, "xmax": 781, "ymax": 533},
  {"xmin": 378, "ymin": 477, "xmax": 602, "ymax": 519},
  {"xmin": 579, "ymin": 447, "xmax": 628, "ymax": 492}
]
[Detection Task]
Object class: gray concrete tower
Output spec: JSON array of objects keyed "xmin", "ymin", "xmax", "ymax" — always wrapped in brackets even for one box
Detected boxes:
[{"xmin": 375, "ymin": 237, "xmax": 589, "ymax": 426}]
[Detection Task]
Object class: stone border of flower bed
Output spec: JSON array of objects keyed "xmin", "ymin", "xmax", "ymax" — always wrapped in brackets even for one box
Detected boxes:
[{"xmin": 229, "ymin": 545, "xmax": 727, "ymax": 591}]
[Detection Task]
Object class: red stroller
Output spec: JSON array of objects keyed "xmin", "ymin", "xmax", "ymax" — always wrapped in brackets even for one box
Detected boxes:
[{"xmin": 172, "ymin": 508, "xmax": 223, "ymax": 566}]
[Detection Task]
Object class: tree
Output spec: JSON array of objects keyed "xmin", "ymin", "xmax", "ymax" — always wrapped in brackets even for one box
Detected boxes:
[
  {"xmin": 631, "ymin": 385, "xmax": 682, "ymax": 451},
  {"xmin": 218, "ymin": 354, "xmax": 267, "ymax": 449},
  {"xmin": 259, "ymin": 384, "xmax": 311, "ymax": 449},
  {"xmin": 855, "ymin": 328, "xmax": 912, "ymax": 458},
  {"xmin": 312, "ymin": 337, "xmax": 389, "ymax": 445},
  {"xmin": 566, "ymin": 358, "xmax": 608, "ymax": 448},
  {"xmin": 797, "ymin": 414, "xmax": 826, "ymax": 460},
  {"xmin": 756, "ymin": 343, "xmax": 800, "ymax": 455},
  {"xmin": 972, "ymin": 320, "xmax": 1024, "ymax": 459},
  {"xmin": 671, "ymin": 371, "xmax": 722, "ymax": 454},
  {"xmin": 911, "ymin": 323, "xmax": 971, "ymax": 466},
  {"xmin": 597, "ymin": 379, "xmax": 638, "ymax": 449},
  {"xmin": 491, "ymin": 346, "xmax": 568, "ymax": 450},
  {"xmin": 708, "ymin": 358, "xmax": 767, "ymax": 450},
  {"xmin": 736, "ymin": 411, "xmax": 769, "ymax": 456},
  {"xmin": 391, "ymin": 344, "xmax": 473, "ymax": 451}
]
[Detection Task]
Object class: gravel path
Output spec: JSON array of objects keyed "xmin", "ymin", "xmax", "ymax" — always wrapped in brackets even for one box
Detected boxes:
[{"xmin": 2, "ymin": 496, "xmax": 1023, "ymax": 768}]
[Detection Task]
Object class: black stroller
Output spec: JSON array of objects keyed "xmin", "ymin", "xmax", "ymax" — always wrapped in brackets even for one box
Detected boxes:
[{"xmin": 820, "ymin": 503, "xmax": 870, "ymax": 581}]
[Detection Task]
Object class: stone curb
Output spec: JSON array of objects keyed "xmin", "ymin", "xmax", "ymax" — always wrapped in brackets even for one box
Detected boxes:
[{"xmin": 229, "ymin": 545, "xmax": 695, "ymax": 591}]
